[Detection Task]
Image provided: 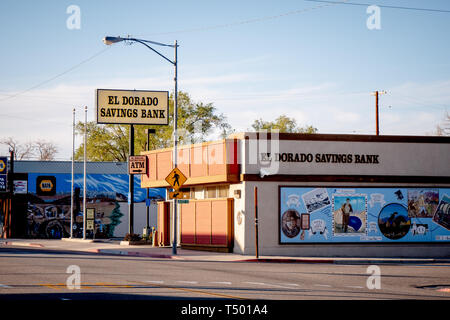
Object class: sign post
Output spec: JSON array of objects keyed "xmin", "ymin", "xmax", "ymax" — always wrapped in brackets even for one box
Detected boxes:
[
  {"xmin": 165, "ymin": 167, "xmax": 187, "ymax": 252},
  {"xmin": 96, "ymin": 89, "xmax": 169, "ymax": 236}
]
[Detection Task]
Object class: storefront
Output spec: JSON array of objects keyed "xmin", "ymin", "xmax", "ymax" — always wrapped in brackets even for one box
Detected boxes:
[
  {"xmin": 141, "ymin": 132, "xmax": 450, "ymax": 257},
  {"xmin": 5, "ymin": 160, "xmax": 164, "ymax": 239}
]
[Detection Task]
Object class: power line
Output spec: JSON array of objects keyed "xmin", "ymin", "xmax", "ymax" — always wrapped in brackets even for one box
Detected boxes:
[
  {"xmin": 0, "ymin": 46, "xmax": 111, "ymax": 103},
  {"xmin": 138, "ymin": 1, "xmax": 349, "ymax": 37},
  {"xmin": 304, "ymin": 0, "xmax": 450, "ymax": 13}
]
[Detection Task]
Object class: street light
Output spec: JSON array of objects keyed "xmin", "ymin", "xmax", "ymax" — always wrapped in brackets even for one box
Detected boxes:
[{"xmin": 103, "ymin": 35, "xmax": 179, "ymax": 255}]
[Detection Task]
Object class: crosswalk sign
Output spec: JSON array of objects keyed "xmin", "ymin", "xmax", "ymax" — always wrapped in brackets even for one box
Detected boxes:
[{"xmin": 165, "ymin": 167, "xmax": 187, "ymax": 190}]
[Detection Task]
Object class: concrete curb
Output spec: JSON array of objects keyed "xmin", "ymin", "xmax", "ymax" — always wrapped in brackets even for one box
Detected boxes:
[
  {"xmin": 0, "ymin": 241, "xmax": 44, "ymax": 248},
  {"xmin": 238, "ymin": 257, "xmax": 450, "ymax": 264},
  {"xmin": 239, "ymin": 258, "xmax": 336, "ymax": 263}
]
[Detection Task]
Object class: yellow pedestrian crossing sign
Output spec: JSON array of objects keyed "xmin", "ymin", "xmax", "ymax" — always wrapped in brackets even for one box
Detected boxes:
[{"xmin": 165, "ymin": 167, "xmax": 187, "ymax": 190}]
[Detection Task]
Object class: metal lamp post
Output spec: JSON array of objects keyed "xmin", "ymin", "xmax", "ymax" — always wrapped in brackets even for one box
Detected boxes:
[{"xmin": 103, "ymin": 36, "xmax": 179, "ymax": 254}]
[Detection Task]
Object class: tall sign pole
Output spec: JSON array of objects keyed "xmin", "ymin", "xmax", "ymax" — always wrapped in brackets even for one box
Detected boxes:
[
  {"xmin": 83, "ymin": 106, "xmax": 87, "ymax": 240},
  {"xmin": 129, "ymin": 124, "xmax": 135, "ymax": 235},
  {"xmin": 70, "ymin": 108, "xmax": 75, "ymax": 238},
  {"xmin": 172, "ymin": 40, "xmax": 178, "ymax": 255}
]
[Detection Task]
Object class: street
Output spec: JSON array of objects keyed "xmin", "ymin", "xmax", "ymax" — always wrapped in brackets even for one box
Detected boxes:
[{"xmin": 0, "ymin": 247, "xmax": 449, "ymax": 300}]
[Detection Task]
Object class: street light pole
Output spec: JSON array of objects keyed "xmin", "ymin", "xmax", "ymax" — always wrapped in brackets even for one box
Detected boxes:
[
  {"xmin": 172, "ymin": 40, "xmax": 178, "ymax": 255},
  {"xmin": 102, "ymin": 36, "xmax": 179, "ymax": 254}
]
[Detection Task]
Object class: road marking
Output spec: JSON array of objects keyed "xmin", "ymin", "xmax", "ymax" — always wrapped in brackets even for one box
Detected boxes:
[
  {"xmin": 95, "ymin": 282, "xmax": 133, "ymax": 288},
  {"xmin": 346, "ymin": 285, "xmax": 364, "ymax": 289},
  {"xmin": 280, "ymin": 283, "xmax": 300, "ymax": 287},
  {"xmin": 244, "ymin": 281, "xmax": 266, "ymax": 286},
  {"xmin": 0, "ymin": 284, "xmax": 12, "ymax": 288},
  {"xmin": 210, "ymin": 281, "xmax": 232, "ymax": 285},
  {"xmin": 176, "ymin": 281, "xmax": 198, "ymax": 284},
  {"xmin": 131, "ymin": 280, "xmax": 247, "ymax": 300},
  {"xmin": 39, "ymin": 283, "xmax": 64, "ymax": 290},
  {"xmin": 145, "ymin": 280, "xmax": 164, "ymax": 284},
  {"xmin": 314, "ymin": 284, "xmax": 332, "ymax": 287},
  {"xmin": 243, "ymin": 281, "xmax": 290, "ymax": 289}
]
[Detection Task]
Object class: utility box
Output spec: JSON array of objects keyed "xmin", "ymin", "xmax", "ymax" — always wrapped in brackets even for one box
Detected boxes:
[{"xmin": 157, "ymin": 201, "xmax": 171, "ymax": 246}]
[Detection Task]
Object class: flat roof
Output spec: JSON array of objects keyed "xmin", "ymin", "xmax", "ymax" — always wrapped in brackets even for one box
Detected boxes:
[{"xmin": 14, "ymin": 160, "xmax": 128, "ymax": 174}]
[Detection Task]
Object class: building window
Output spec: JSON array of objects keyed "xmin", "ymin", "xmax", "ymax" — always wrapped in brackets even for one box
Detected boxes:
[
  {"xmin": 206, "ymin": 186, "xmax": 217, "ymax": 199},
  {"xmin": 204, "ymin": 185, "xmax": 229, "ymax": 199},
  {"xmin": 218, "ymin": 185, "xmax": 229, "ymax": 198}
]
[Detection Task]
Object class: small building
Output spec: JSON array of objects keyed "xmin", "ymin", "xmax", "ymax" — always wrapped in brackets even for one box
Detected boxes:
[
  {"xmin": 141, "ymin": 132, "xmax": 450, "ymax": 257},
  {"xmin": 1, "ymin": 160, "xmax": 164, "ymax": 239}
]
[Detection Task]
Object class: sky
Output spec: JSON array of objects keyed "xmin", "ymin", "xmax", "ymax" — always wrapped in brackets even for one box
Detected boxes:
[{"xmin": 0, "ymin": 0, "xmax": 449, "ymax": 160}]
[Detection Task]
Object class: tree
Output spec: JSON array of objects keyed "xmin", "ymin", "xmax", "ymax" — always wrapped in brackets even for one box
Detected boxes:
[
  {"xmin": 0, "ymin": 137, "xmax": 58, "ymax": 160},
  {"xmin": 251, "ymin": 115, "xmax": 317, "ymax": 133},
  {"xmin": 75, "ymin": 91, "xmax": 233, "ymax": 161},
  {"xmin": 435, "ymin": 112, "xmax": 450, "ymax": 136},
  {"xmin": 35, "ymin": 140, "xmax": 59, "ymax": 161}
]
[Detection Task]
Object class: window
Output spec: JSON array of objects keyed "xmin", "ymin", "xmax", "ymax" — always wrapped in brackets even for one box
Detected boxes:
[
  {"xmin": 204, "ymin": 185, "xmax": 229, "ymax": 199},
  {"xmin": 218, "ymin": 185, "xmax": 229, "ymax": 198}
]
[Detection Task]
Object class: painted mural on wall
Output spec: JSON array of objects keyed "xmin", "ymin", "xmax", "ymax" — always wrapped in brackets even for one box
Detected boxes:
[
  {"xmin": 280, "ymin": 187, "xmax": 450, "ymax": 243},
  {"xmin": 27, "ymin": 173, "xmax": 165, "ymax": 239}
]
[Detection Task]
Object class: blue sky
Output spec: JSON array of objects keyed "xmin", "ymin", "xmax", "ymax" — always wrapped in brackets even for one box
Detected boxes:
[{"xmin": 1, "ymin": 0, "xmax": 449, "ymax": 159}]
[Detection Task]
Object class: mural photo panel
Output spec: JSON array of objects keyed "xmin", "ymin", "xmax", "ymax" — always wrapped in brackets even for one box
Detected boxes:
[
  {"xmin": 407, "ymin": 189, "xmax": 439, "ymax": 218},
  {"xmin": 332, "ymin": 195, "xmax": 367, "ymax": 236},
  {"xmin": 433, "ymin": 195, "xmax": 450, "ymax": 231}
]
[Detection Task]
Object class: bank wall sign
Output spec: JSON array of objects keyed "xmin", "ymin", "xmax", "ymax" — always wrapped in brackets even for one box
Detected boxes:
[{"xmin": 96, "ymin": 89, "xmax": 169, "ymax": 125}]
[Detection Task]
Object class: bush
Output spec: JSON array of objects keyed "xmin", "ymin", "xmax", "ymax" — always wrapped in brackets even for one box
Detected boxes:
[{"xmin": 123, "ymin": 233, "xmax": 142, "ymax": 242}]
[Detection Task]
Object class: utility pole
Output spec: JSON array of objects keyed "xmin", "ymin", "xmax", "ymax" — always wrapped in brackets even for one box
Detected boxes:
[{"xmin": 371, "ymin": 90, "xmax": 386, "ymax": 135}]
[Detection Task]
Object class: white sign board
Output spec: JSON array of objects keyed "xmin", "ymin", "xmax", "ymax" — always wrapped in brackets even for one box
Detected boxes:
[{"xmin": 96, "ymin": 89, "xmax": 169, "ymax": 125}]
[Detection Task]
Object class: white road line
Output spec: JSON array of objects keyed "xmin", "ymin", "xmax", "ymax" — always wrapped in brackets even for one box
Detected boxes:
[
  {"xmin": 0, "ymin": 284, "xmax": 12, "ymax": 288},
  {"xmin": 145, "ymin": 280, "xmax": 164, "ymax": 284},
  {"xmin": 243, "ymin": 281, "xmax": 290, "ymax": 289},
  {"xmin": 176, "ymin": 281, "xmax": 198, "ymax": 284},
  {"xmin": 244, "ymin": 281, "xmax": 266, "ymax": 286},
  {"xmin": 280, "ymin": 283, "xmax": 301, "ymax": 287},
  {"xmin": 346, "ymin": 285, "xmax": 364, "ymax": 289},
  {"xmin": 209, "ymin": 281, "xmax": 232, "ymax": 285},
  {"xmin": 314, "ymin": 284, "xmax": 332, "ymax": 287}
]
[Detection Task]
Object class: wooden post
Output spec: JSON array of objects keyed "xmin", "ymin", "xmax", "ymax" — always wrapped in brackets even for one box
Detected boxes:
[{"xmin": 254, "ymin": 186, "xmax": 259, "ymax": 259}]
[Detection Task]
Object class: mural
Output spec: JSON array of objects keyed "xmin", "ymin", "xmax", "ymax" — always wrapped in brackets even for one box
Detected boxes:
[
  {"xmin": 280, "ymin": 187, "xmax": 450, "ymax": 243},
  {"xmin": 26, "ymin": 173, "xmax": 165, "ymax": 239}
]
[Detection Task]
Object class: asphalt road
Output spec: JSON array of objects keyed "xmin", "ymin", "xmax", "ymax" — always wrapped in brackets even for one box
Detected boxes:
[{"xmin": 0, "ymin": 247, "xmax": 449, "ymax": 302}]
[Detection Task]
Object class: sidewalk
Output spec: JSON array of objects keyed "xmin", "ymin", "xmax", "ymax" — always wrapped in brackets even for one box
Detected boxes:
[{"xmin": 1, "ymin": 238, "xmax": 450, "ymax": 264}]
